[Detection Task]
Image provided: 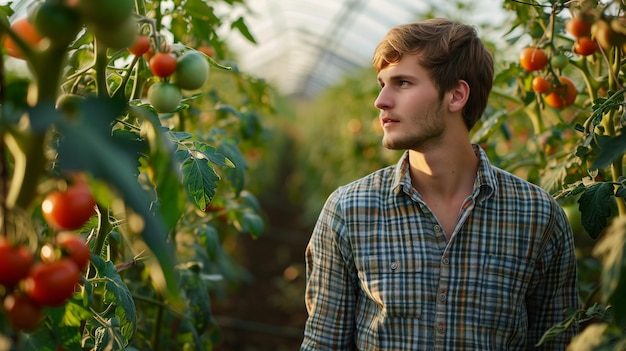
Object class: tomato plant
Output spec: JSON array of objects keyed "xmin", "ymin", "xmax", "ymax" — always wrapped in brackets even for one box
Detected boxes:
[
  {"xmin": 149, "ymin": 52, "xmax": 177, "ymax": 77},
  {"xmin": 24, "ymin": 259, "xmax": 80, "ymax": 307},
  {"xmin": 0, "ymin": 239, "xmax": 33, "ymax": 287},
  {"xmin": 41, "ymin": 181, "xmax": 96, "ymax": 230},
  {"xmin": 0, "ymin": 0, "xmax": 270, "ymax": 348},
  {"xmin": 519, "ymin": 46, "xmax": 548, "ymax": 71}
]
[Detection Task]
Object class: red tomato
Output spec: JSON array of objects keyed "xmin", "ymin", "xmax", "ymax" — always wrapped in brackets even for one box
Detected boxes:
[
  {"xmin": 41, "ymin": 182, "xmax": 96, "ymax": 230},
  {"xmin": 519, "ymin": 47, "xmax": 549, "ymax": 72},
  {"xmin": 574, "ymin": 37, "xmax": 598, "ymax": 56},
  {"xmin": 3, "ymin": 293, "xmax": 43, "ymax": 332},
  {"xmin": 24, "ymin": 259, "xmax": 81, "ymax": 307},
  {"xmin": 0, "ymin": 238, "xmax": 33, "ymax": 287},
  {"xmin": 566, "ymin": 16, "xmax": 593, "ymax": 38},
  {"xmin": 531, "ymin": 76, "xmax": 552, "ymax": 94},
  {"xmin": 3, "ymin": 17, "xmax": 43, "ymax": 59},
  {"xmin": 149, "ymin": 52, "xmax": 177, "ymax": 77},
  {"xmin": 56, "ymin": 232, "xmax": 91, "ymax": 270},
  {"xmin": 128, "ymin": 35, "xmax": 150, "ymax": 56},
  {"xmin": 544, "ymin": 77, "xmax": 577, "ymax": 109}
]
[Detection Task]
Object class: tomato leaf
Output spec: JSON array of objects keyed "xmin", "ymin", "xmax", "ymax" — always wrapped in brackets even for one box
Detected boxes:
[
  {"xmin": 593, "ymin": 216, "xmax": 626, "ymax": 327},
  {"xmin": 589, "ymin": 133, "xmax": 626, "ymax": 170},
  {"xmin": 217, "ymin": 139, "xmax": 247, "ymax": 194},
  {"xmin": 193, "ymin": 141, "xmax": 235, "ymax": 168},
  {"xmin": 578, "ymin": 182, "xmax": 614, "ymax": 239},
  {"xmin": 54, "ymin": 97, "xmax": 182, "ymax": 309},
  {"xmin": 241, "ymin": 212, "xmax": 264, "ymax": 238},
  {"xmin": 230, "ymin": 16, "xmax": 257, "ymax": 44},
  {"xmin": 181, "ymin": 153, "xmax": 220, "ymax": 210}
]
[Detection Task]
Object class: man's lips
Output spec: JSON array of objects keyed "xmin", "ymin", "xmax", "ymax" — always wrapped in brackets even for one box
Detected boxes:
[{"xmin": 381, "ymin": 116, "xmax": 399, "ymax": 127}]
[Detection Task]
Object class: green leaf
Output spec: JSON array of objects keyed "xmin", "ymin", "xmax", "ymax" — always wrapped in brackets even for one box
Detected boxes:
[
  {"xmin": 589, "ymin": 133, "xmax": 626, "ymax": 170},
  {"xmin": 194, "ymin": 141, "xmax": 235, "ymax": 168},
  {"xmin": 593, "ymin": 216, "xmax": 626, "ymax": 327},
  {"xmin": 231, "ymin": 16, "xmax": 257, "ymax": 44},
  {"xmin": 578, "ymin": 182, "xmax": 614, "ymax": 239},
  {"xmin": 55, "ymin": 98, "xmax": 182, "ymax": 308},
  {"xmin": 241, "ymin": 212, "xmax": 264, "ymax": 238},
  {"xmin": 91, "ymin": 255, "xmax": 137, "ymax": 341},
  {"xmin": 181, "ymin": 155, "xmax": 220, "ymax": 210},
  {"xmin": 217, "ymin": 139, "xmax": 247, "ymax": 194}
]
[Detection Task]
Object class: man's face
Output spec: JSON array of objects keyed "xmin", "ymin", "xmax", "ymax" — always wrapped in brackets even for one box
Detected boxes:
[{"xmin": 374, "ymin": 54, "xmax": 446, "ymax": 151}]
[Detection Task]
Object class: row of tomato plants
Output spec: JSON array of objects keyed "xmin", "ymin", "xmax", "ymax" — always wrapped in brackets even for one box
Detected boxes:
[{"xmin": 0, "ymin": 0, "xmax": 272, "ymax": 350}]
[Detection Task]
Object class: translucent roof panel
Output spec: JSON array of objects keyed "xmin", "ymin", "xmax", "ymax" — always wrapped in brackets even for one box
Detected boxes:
[{"xmin": 224, "ymin": 0, "xmax": 507, "ymax": 99}]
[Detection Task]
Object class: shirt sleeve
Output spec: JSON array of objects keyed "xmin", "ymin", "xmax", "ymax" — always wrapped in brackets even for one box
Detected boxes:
[
  {"xmin": 301, "ymin": 189, "xmax": 358, "ymax": 350},
  {"xmin": 526, "ymin": 201, "xmax": 580, "ymax": 350}
]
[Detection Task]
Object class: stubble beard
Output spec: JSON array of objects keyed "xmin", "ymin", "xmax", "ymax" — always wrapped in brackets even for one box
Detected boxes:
[{"xmin": 381, "ymin": 101, "xmax": 445, "ymax": 151}]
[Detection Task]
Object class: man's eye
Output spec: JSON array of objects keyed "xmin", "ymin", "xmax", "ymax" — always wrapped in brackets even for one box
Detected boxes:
[{"xmin": 399, "ymin": 80, "xmax": 410, "ymax": 86}]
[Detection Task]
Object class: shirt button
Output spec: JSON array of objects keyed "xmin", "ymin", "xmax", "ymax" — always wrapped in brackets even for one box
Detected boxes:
[
  {"xmin": 389, "ymin": 261, "xmax": 398, "ymax": 270},
  {"xmin": 437, "ymin": 322, "xmax": 446, "ymax": 334},
  {"xmin": 442, "ymin": 255, "xmax": 450, "ymax": 265},
  {"xmin": 434, "ymin": 225, "xmax": 442, "ymax": 233},
  {"xmin": 438, "ymin": 290, "xmax": 447, "ymax": 302}
]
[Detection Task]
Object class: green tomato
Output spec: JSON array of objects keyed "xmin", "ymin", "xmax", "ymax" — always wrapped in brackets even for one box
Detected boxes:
[
  {"xmin": 148, "ymin": 82, "xmax": 182, "ymax": 113},
  {"xmin": 92, "ymin": 17, "xmax": 137, "ymax": 50},
  {"xmin": 550, "ymin": 54, "xmax": 568, "ymax": 70},
  {"xmin": 173, "ymin": 51, "xmax": 210, "ymax": 90},
  {"xmin": 79, "ymin": 0, "xmax": 134, "ymax": 27},
  {"xmin": 30, "ymin": 1, "xmax": 82, "ymax": 46}
]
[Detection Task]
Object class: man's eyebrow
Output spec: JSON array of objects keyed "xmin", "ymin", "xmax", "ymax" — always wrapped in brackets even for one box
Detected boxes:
[{"xmin": 378, "ymin": 74, "xmax": 416, "ymax": 83}]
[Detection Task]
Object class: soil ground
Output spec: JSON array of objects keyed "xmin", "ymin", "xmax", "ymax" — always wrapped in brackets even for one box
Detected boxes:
[{"xmin": 211, "ymin": 183, "xmax": 313, "ymax": 351}]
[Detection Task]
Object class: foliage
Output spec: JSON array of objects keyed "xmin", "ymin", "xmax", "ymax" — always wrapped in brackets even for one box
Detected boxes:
[{"xmin": 0, "ymin": 0, "xmax": 275, "ymax": 349}]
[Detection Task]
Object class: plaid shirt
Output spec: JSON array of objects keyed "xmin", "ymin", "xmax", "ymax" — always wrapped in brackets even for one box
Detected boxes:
[{"xmin": 301, "ymin": 146, "xmax": 579, "ymax": 351}]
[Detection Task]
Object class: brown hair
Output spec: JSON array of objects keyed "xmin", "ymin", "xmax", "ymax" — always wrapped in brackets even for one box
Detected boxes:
[{"xmin": 372, "ymin": 18, "xmax": 494, "ymax": 130}]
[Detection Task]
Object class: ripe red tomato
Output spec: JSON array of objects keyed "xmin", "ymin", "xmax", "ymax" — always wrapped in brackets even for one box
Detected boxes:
[
  {"xmin": 519, "ymin": 47, "xmax": 549, "ymax": 72},
  {"xmin": 25, "ymin": 259, "xmax": 81, "ymax": 307},
  {"xmin": 0, "ymin": 238, "xmax": 33, "ymax": 287},
  {"xmin": 3, "ymin": 293, "xmax": 43, "ymax": 332},
  {"xmin": 544, "ymin": 77, "xmax": 577, "ymax": 109},
  {"xmin": 41, "ymin": 182, "xmax": 96, "ymax": 230},
  {"xmin": 149, "ymin": 52, "xmax": 177, "ymax": 77},
  {"xmin": 56, "ymin": 232, "xmax": 91, "ymax": 270},
  {"xmin": 574, "ymin": 37, "xmax": 598, "ymax": 56},
  {"xmin": 128, "ymin": 35, "xmax": 150, "ymax": 56},
  {"xmin": 531, "ymin": 76, "xmax": 552, "ymax": 94},
  {"xmin": 3, "ymin": 17, "xmax": 43, "ymax": 59},
  {"xmin": 566, "ymin": 17, "xmax": 592, "ymax": 38}
]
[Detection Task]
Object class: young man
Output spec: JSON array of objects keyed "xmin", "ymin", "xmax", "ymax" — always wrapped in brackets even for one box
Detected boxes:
[{"xmin": 301, "ymin": 18, "xmax": 579, "ymax": 350}]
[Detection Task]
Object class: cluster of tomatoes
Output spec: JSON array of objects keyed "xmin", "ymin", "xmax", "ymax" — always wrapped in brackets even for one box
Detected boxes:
[
  {"xmin": 0, "ymin": 232, "xmax": 91, "ymax": 332},
  {"xmin": 2, "ymin": 0, "xmax": 136, "ymax": 58},
  {"xmin": 134, "ymin": 39, "xmax": 211, "ymax": 114},
  {"xmin": 520, "ymin": 45, "xmax": 577, "ymax": 110},
  {"xmin": 0, "ymin": 177, "xmax": 95, "ymax": 332}
]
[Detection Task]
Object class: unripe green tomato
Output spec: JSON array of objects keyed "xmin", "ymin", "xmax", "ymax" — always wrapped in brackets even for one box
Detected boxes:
[
  {"xmin": 148, "ymin": 82, "xmax": 182, "ymax": 113},
  {"xmin": 173, "ymin": 51, "xmax": 210, "ymax": 90},
  {"xmin": 78, "ymin": 0, "xmax": 134, "ymax": 27},
  {"xmin": 550, "ymin": 54, "xmax": 568, "ymax": 69},
  {"xmin": 30, "ymin": 1, "xmax": 82, "ymax": 46},
  {"xmin": 92, "ymin": 17, "xmax": 137, "ymax": 50}
]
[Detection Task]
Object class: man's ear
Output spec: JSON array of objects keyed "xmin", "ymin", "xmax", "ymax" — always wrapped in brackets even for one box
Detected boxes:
[{"xmin": 448, "ymin": 80, "xmax": 470, "ymax": 113}]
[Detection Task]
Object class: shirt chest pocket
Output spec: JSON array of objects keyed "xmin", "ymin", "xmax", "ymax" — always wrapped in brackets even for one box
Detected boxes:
[{"xmin": 358, "ymin": 257, "xmax": 424, "ymax": 318}]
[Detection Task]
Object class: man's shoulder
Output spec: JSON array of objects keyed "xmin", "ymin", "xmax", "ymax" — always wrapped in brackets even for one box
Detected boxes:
[{"xmin": 489, "ymin": 165, "xmax": 556, "ymax": 203}]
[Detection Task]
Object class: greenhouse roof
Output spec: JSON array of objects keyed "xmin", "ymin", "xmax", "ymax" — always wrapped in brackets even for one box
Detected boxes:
[{"xmin": 223, "ymin": 0, "xmax": 508, "ymax": 99}]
